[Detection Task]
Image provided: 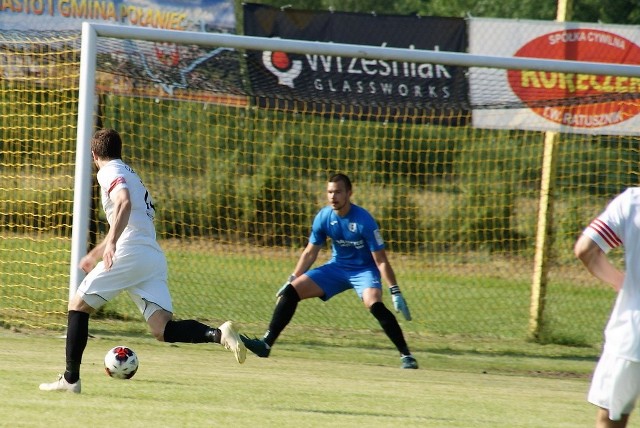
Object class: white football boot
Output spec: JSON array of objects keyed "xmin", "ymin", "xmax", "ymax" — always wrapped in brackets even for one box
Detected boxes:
[
  {"xmin": 39, "ymin": 374, "xmax": 81, "ymax": 393},
  {"xmin": 218, "ymin": 321, "xmax": 247, "ymax": 364}
]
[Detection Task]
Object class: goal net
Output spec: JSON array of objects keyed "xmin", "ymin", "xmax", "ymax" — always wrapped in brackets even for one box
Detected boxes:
[{"xmin": 2, "ymin": 23, "xmax": 639, "ymax": 348}]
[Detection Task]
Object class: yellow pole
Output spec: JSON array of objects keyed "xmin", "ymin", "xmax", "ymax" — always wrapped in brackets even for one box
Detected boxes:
[
  {"xmin": 529, "ymin": 132, "xmax": 558, "ymax": 339},
  {"xmin": 555, "ymin": 0, "xmax": 573, "ymax": 22},
  {"xmin": 528, "ymin": 0, "xmax": 572, "ymax": 340}
]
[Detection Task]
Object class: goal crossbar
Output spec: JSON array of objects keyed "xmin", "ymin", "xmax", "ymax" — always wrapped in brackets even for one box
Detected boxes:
[{"xmin": 89, "ymin": 22, "xmax": 640, "ymax": 77}]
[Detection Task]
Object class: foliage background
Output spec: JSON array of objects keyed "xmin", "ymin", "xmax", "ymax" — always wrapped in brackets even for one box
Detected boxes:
[{"xmin": 239, "ymin": 0, "xmax": 640, "ymax": 24}]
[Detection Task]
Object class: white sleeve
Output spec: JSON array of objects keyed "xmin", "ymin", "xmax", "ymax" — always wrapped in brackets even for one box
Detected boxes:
[{"xmin": 583, "ymin": 192, "xmax": 626, "ymax": 253}]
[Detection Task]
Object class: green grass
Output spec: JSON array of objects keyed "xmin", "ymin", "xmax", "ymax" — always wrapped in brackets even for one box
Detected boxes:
[
  {"xmin": 0, "ymin": 233, "xmax": 614, "ymax": 352},
  {"xmin": 1, "ymin": 326, "xmax": 599, "ymax": 428},
  {"xmin": 0, "ymin": 233, "xmax": 614, "ymax": 427}
]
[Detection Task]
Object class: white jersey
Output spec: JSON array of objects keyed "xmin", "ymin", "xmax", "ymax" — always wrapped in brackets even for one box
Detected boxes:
[
  {"xmin": 97, "ymin": 159, "xmax": 161, "ymax": 251},
  {"xmin": 583, "ymin": 187, "xmax": 640, "ymax": 361}
]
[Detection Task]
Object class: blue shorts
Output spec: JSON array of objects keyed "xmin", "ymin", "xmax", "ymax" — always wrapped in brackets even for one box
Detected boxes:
[{"xmin": 306, "ymin": 263, "xmax": 382, "ymax": 301}]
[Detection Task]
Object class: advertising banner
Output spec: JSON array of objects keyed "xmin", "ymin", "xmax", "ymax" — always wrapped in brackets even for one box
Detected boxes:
[
  {"xmin": 0, "ymin": 0, "xmax": 235, "ymax": 32},
  {"xmin": 243, "ymin": 3, "xmax": 469, "ymax": 123},
  {"xmin": 0, "ymin": 0, "xmax": 242, "ymax": 104},
  {"xmin": 469, "ymin": 18, "xmax": 640, "ymax": 135}
]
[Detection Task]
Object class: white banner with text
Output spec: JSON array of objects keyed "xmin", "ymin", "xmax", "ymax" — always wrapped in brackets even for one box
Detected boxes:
[{"xmin": 469, "ymin": 18, "xmax": 640, "ymax": 135}]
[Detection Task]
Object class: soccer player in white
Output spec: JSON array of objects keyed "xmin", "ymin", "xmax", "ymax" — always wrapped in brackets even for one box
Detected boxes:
[
  {"xmin": 575, "ymin": 188, "xmax": 640, "ymax": 427},
  {"xmin": 39, "ymin": 129, "xmax": 246, "ymax": 393}
]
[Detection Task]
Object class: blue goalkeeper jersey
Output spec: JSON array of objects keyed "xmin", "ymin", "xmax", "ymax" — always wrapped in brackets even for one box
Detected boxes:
[{"xmin": 309, "ymin": 204, "xmax": 385, "ymax": 269}]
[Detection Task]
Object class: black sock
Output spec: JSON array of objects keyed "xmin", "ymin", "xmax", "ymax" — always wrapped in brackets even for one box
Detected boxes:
[
  {"xmin": 163, "ymin": 319, "xmax": 218, "ymax": 343},
  {"xmin": 64, "ymin": 310, "xmax": 90, "ymax": 384},
  {"xmin": 263, "ymin": 284, "xmax": 300, "ymax": 347},
  {"xmin": 370, "ymin": 302, "xmax": 411, "ymax": 356}
]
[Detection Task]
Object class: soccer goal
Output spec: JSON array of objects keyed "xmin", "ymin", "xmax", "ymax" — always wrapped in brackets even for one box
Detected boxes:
[{"xmin": 4, "ymin": 22, "xmax": 637, "ymax": 343}]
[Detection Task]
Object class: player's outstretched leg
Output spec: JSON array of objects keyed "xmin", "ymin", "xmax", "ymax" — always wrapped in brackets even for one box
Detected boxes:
[
  {"xmin": 39, "ymin": 374, "xmax": 81, "ymax": 393},
  {"xmin": 218, "ymin": 321, "xmax": 247, "ymax": 364}
]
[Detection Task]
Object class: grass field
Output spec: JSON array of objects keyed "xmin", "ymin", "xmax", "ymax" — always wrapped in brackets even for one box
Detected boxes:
[
  {"xmin": 0, "ymin": 234, "xmax": 621, "ymax": 426},
  {"xmin": 0, "ymin": 234, "xmax": 616, "ymax": 349},
  {"xmin": 0, "ymin": 324, "xmax": 603, "ymax": 428}
]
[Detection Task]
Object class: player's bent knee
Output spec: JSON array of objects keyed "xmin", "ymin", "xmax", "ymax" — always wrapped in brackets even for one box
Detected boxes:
[
  {"xmin": 148, "ymin": 320, "xmax": 166, "ymax": 341},
  {"xmin": 149, "ymin": 326, "xmax": 165, "ymax": 341},
  {"xmin": 147, "ymin": 309, "xmax": 172, "ymax": 341},
  {"xmin": 68, "ymin": 296, "xmax": 96, "ymax": 314}
]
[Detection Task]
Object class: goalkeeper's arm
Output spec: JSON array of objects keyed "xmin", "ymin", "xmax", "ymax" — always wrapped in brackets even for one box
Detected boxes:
[
  {"xmin": 276, "ymin": 242, "xmax": 321, "ymax": 298},
  {"xmin": 372, "ymin": 249, "xmax": 412, "ymax": 320},
  {"xmin": 291, "ymin": 242, "xmax": 322, "ymax": 278},
  {"xmin": 371, "ymin": 248, "xmax": 398, "ymax": 291}
]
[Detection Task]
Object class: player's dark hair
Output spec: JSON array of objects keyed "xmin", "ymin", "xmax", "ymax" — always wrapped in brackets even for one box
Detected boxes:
[
  {"xmin": 91, "ymin": 128, "xmax": 122, "ymax": 159},
  {"xmin": 329, "ymin": 173, "xmax": 352, "ymax": 192}
]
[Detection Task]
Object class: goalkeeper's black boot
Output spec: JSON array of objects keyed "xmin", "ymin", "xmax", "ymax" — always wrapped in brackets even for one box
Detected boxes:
[
  {"xmin": 240, "ymin": 335, "xmax": 271, "ymax": 358},
  {"xmin": 401, "ymin": 355, "xmax": 418, "ymax": 369}
]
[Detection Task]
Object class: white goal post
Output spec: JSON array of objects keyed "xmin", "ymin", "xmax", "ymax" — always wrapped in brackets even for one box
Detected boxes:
[{"xmin": 71, "ymin": 21, "xmax": 640, "ymax": 300}]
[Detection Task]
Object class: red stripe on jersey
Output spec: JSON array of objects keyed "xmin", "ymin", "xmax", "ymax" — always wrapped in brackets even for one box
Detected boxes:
[
  {"xmin": 108, "ymin": 176, "xmax": 126, "ymax": 197},
  {"xmin": 588, "ymin": 219, "xmax": 621, "ymax": 248}
]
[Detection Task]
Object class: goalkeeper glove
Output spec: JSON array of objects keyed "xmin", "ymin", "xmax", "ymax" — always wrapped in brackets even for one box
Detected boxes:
[
  {"xmin": 276, "ymin": 274, "xmax": 296, "ymax": 298},
  {"xmin": 389, "ymin": 285, "xmax": 412, "ymax": 321}
]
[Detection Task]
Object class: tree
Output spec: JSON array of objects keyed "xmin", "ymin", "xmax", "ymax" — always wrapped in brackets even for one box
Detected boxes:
[
  {"xmin": 572, "ymin": 0, "xmax": 640, "ymax": 24},
  {"xmin": 239, "ymin": 0, "xmax": 640, "ymax": 24}
]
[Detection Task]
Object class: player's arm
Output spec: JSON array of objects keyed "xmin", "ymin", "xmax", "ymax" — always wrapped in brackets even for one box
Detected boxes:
[
  {"xmin": 276, "ymin": 242, "xmax": 322, "ymax": 298},
  {"xmin": 79, "ymin": 240, "xmax": 107, "ymax": 273},
  {"xmin": 102, "ymin": 187, "xmax": 132, "ymax": 270},
  {"xmin": 574, "ymin": 233, "xmax": 624, "ymax": 292},
  {"xmin": 373, "ymin": 248, "xmax": 412, "ymax": 320},
  {"xmin": 277, "ymin": 209, "xmax": 326, "ymax": 297},
  {"xmin": 371, "ymin": 248, "xmax": 397, "ymax": 287},
  {"xmin": 79, "ymin": 187, "xmax": 132, "ymax": 272},
  {"xmin": 292, "ymin": 242, "xmax": 322, "ymax": 278}
]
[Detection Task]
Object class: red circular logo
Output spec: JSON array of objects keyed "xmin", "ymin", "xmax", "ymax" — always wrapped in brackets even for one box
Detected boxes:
[
  {"xmin": 271, "ymin": 51, "xmax": 291, "ymax": 70},
  {"xmin": 507, "ymin": 29, "xmax": 640, "ymax": 128}
]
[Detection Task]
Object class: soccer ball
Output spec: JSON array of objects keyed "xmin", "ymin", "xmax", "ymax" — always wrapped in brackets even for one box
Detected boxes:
[{"xmin": 104, "ymin": 346, "xmax": 139, "ymax": 379}]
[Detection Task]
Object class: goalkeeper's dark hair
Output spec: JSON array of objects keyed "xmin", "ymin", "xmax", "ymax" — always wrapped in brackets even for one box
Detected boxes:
[
  {"xmin": 329, "ymin": 173, "xmax": 352, "ymax": 192},
  {"xmin": 91, "ymin": 128, "xmax": 123, "ymax": 160}
]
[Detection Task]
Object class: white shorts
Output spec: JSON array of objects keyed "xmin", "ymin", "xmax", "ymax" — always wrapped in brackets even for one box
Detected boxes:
[
  {"xmin": 78, "ymin": 245, "xmax": 173, "ymax": 320},
  {"xmin": 588, "ymin": 352, "xmax": 640, "ymax": 420}
]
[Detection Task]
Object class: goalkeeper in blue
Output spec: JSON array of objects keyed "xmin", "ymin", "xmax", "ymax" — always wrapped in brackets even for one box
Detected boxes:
[{"xmin": 241, "ymin": 173, "xmax": 417, "ymax": 369}]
